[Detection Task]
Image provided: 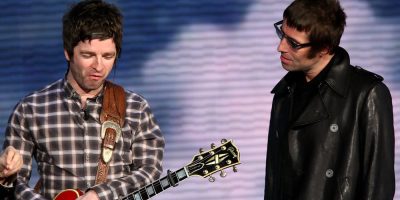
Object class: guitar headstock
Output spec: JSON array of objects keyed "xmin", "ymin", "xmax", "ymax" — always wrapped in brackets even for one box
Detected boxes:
[{"xmin": 186, "ymin": 139, "xmax": 240, "ymax": 182}]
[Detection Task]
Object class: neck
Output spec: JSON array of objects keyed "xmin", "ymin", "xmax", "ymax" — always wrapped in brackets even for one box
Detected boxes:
[
  {"xmin": 67, "ymin": 73, "xmax": 103, "ymax": 108},
  {"xmin": 304, "ymin": 53, "xmax": 334, "ymax": 82}
]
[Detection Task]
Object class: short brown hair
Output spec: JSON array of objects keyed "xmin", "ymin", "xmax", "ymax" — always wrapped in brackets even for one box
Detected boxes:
[
  {"xmin": 283, "ymin": 0, "xmax": 346, "ymax": 55},
  {"xmin": 62, "ymin": 0, "xmax": 123, "ymax": 60}
]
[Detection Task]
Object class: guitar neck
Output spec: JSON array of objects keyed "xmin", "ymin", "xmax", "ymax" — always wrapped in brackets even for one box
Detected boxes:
[{"xmin": 121, "ymin": 167, "xmax": 189, "ymax": 200}]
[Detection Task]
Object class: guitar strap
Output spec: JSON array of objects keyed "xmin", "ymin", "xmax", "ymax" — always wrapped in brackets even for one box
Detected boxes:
[
  {"xmin": 95, "ymin": 81, "xmax": 126, "ymax": 185},
  {"xmin": 34, "ymin": 81, "xmax": 126, "ymax": 193}
]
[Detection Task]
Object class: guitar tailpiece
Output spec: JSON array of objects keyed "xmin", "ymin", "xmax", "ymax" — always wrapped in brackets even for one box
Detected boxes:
[{"xmin": 167, "ymin": 169, "xmax": 179, "ymax": 187}]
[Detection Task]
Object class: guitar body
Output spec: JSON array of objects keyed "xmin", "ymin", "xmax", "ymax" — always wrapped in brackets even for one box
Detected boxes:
[{"xmin": 53, "ymin": 189, "xmax": 84, "ymax": 200}]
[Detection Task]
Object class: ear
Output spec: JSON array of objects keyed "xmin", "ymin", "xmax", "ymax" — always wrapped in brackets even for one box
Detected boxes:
[
  {"xmin": 319, "ymin": 48, "xmax": 330, "ymax": 57},
  {"xmin": 64, "ymin": 49, "xmax": 70, "ymax": 61}
]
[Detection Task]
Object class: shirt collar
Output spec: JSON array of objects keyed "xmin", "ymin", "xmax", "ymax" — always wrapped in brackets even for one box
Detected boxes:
[
  {"xmin": 62, "ymin": 78, "xmax": 104, "ymax": 104},
  {"xmin": 271, "ymin": 46, "xmax": 351, "ymax": 97}
]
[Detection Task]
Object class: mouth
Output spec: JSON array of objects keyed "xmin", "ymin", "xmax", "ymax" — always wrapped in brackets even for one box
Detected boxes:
[
  {"xmin": 280, "ymin": 55, "xmax": 291, "ymax": 65},
  {"xmin": 88, "ymin": 74, "xmax": 103, "ymax": 81}
]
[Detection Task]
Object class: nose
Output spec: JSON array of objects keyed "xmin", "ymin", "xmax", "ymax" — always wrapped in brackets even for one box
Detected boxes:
[
  {"xmin": 92, "ymin": 56, "xmax": 104, "ymax": 71},
  {"xmin": 277, "ymin": 38, "xmax": 289, "ymax": 53}
]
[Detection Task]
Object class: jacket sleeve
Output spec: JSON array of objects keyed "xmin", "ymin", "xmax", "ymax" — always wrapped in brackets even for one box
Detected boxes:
[
  {"xmin": 91, "ymin": 98, "xmax": 165, "ymax": 200},
  {"xmin": 359, "ymin": 82, "xmax": 395, "ymax": 199}
]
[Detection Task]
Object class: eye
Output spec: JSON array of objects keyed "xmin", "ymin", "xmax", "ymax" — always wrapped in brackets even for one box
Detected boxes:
[
  {"xmin": 81, "ymin": 52, "xmax": 94, "ymax": 58},
  {"xmin": 287, "ymin": 38, "xmax": 300, "ymax": 49},
  {"xmin": 103, "ymin": 55, "xmax": 115, "ymax": 60}
]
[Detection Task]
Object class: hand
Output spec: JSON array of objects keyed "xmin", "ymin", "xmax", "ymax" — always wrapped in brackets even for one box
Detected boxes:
[
  {"xmin": 76, "ymin": 190, "xmax": 100, "ymax": 200},
  {"xmin": 0, "ymin": 146, "xmax": 23, "ymax": 179}
]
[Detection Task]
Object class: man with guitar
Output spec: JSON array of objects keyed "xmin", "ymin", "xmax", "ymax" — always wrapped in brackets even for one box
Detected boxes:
[{"xmin": 2, "ymin": 0, "xmax": 165, "ymax": 199}]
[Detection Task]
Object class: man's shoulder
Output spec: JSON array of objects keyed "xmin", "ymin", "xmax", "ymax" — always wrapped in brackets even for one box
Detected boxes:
[
  {"xmin": 351, "ymin": 65, "xmax": 383, "ymax": 81},
  {"xmin": 106, "ymin": 81, "xmax": 147, "ymax": 103},
  {"xmin": 345, "ymin": 65, "xmax": 389, "ymax": 96},
  {"xmin": 348, "ymin": 65, "xmax": 384, "ymax": 87},
  {"xmin": 125, "ymin": 90, "xmax": 148, "ymax": 104},
  {"xmin": 21, "ymin": 79, "xmax": 64, "ymax": 102}
]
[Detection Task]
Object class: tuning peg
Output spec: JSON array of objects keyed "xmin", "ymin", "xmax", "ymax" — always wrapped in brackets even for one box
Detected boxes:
[
  {"xmin": 221, "ymin": 139, "xmax": 228, "ymax": 144},
  {"xmin": 208, "ymin": 175, "xmax": 216, "ymax": 182},
  {"xmin": 220, "ymin": 170, "xmax": 227, "ymax": 178},
  {"xmin": 199, "ymin": 148, "xmax": 204, "ymax": 153},
  {"xmin": 211, "ymin": 143, "xmax": 216, "ymax": 149},
  {"xmin": 233, "ymin": 166, "xmax": 238, "ymax": 173}
]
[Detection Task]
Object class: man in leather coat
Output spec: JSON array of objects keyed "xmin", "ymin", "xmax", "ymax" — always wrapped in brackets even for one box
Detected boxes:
[{"xmin": 264, "ymin": 0, "xmax": 395, "ymax": 199}]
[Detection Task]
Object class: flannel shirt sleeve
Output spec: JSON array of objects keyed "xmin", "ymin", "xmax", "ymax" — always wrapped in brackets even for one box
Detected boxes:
[
  {"xmin": 3, "ymin": 101, "xmax": 47, "ymax": 200},
  {"xmin": 0, "ymin": 173, "xmax": 16, "ymax": 199},
  {"xmin": 91, "ymin": 97, "xmax": 165, "ymax": 200}
]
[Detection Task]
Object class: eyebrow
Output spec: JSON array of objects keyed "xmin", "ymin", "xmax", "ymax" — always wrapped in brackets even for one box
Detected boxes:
[
  {"xmin": 280, "ymin": 27, "xmax": 302, "ymax": 44},
  {"xmin": 80, "ymin": 50, "xmax": 116, "ymax": 56}
]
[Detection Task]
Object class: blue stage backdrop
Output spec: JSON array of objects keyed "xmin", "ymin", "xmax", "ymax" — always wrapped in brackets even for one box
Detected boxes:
[{"xmin": 0, "ymin": 0, "xmax": 399, "ymax": 199}]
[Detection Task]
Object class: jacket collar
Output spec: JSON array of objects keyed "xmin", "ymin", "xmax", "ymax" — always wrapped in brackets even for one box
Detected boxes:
[{"xmin": 271, "ymin": 47, "xmax": 351, "ymax": 97}]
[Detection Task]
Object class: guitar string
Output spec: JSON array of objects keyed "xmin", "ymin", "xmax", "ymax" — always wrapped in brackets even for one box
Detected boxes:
[{"xmin": 123, "ymin": 144, "xmax": 230, "ymax": 199}]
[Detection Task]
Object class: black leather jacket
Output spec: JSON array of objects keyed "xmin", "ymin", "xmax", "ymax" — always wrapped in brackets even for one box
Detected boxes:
[{"xmin": 265, "ymin": 47, "xmax": 395, "ymax": 200}]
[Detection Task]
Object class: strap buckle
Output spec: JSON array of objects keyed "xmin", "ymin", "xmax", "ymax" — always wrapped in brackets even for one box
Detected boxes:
[{"xmin": 101, "ymin": 120, "xmax": 122, "ymax": 163}]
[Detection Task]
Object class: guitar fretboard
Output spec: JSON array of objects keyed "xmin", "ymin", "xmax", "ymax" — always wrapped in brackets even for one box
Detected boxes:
[{"xmin": 121, "ymin": 167, "xmax": 188, "ymax": 200}]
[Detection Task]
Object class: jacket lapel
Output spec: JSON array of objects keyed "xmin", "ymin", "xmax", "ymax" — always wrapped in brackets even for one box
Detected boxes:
[
  {"xmin": 273, "ymin": 47, "xmax": 352, "ymax": 128},
  {"xmin": 291, "ymin": 92, "xmax": 329, "ymax": 127}
]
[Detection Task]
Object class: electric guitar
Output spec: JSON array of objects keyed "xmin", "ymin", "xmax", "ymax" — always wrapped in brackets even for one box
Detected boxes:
[{"xmin": 54, "ymin": 139, "xmax": 240, "ymax": 200}]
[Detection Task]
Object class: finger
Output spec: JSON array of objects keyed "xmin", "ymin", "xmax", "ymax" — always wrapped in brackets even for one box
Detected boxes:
[
  {"xmin": 7, "ymin": 154, "xmax": 22, "ymax": 173},
  {"xmin": 1, "ymin": 169, "xmax": 9, "ymax": 177},
  {"xmin": 7, "ymin": 148, "xmax": 21, "ymax": 165},
  {"xmin": 7, "ymin": 152, "xmax": 18, "ymax": 167},
  {"xmin": 4, "ymin": 146, "xmax": 16, "ymax": 157},
  {"xmin": 0, "ymin": 159, "xmax": 5, "ymax": 171},
  {"xmin": 0, "ymin": 152, "xmax": 6, "ymax": 166},
  {"xmin": 8, "ymin": 161, "xmax": 22, "ymax": 175},
  {"xmin": 3, "ymin": 155, "xmax": 22, "ymax": 177},
  {"xmin": 3, "ymin": 152, "xmax": 12, "ymax": 168},
  {"xmin": 0, "ymin": 147, "xmax": 20, "ymax": 176},
  {"xmin": 15, "ymin": 155, "xmax": 23, "ymax": 170}
]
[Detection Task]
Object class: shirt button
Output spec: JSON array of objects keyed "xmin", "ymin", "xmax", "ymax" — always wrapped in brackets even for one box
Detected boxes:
[
  {"xmin": 326, "ymin": 169, "xmax": 334, "ymax": 178},
  {"xmin": 85, "ymin": 154, "xmax": 90, "ymax": 162},
  {"xmin": 330, "ymin": 124, "xmax": 339, "ymax": 133}
]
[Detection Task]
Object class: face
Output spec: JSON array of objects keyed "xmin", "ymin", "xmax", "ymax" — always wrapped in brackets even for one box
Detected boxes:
[
  {"xmin": 277, "ymin": 20, "xmax": 323, "ymax": 74},
  {"xmin": 65, "ymin": 38, "xmax": 116, "ymax": 94}
]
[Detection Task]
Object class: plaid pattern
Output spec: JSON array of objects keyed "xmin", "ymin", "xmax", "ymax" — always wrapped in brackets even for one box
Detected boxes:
[{"xmin": 4, "ymin": 79, "xmax": 164, "ymax": 200}]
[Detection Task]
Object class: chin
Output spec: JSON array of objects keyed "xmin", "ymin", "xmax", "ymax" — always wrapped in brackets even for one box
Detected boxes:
[
  {"xmin": 281, "ymin": 64, "xmax": 293, "ymax": 72},
  {"xmin": 282, "ymin": 64, "xmax": 302, "ymax": 72},
  {"xmin": 84, "ymin": 82, "xmax": 104, "ymax": 91}
]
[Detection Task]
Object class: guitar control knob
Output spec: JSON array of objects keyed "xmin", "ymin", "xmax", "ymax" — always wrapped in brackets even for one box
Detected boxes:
[
  {"xmin": 199, "ymin": 148, "xmax": 204, "ymax": 153},
  {"xmin": 221, "ymin": 139, "xmax": 228, "ymax": 143},
  {"xmin": 211, "ymin": 143, "xmax": 216, "ymax": 149},
  {"xmin": 220, "ymin": 170, "xmax": 227, "ymax": 178},
  {"xmin": 233, "ymin": 166, "xmax": 238, "ymax": 173},
  {"xmin": 208, "ymin": 176, "xmax": 216, "ymax": 182}
]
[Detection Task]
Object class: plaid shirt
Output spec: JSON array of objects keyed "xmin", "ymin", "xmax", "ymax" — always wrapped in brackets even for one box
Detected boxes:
[{"xmin": 4, "ymin": 78, "xmax": 164, "ymax": 200}]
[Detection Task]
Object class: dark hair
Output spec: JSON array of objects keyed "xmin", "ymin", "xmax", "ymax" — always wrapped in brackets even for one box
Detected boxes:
[
  {"xmin": 283, "ymin": 0, "xmax": 346, "ymax": 56},
  {"xmin": 63, "ymin": 0, "xmax": 123, "ymax": 60}
]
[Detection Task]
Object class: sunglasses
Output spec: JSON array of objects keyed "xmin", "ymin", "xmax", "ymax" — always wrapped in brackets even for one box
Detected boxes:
[{"xmin": 274, "ymin": 20, "xmax": 313, "ymax": 50}]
